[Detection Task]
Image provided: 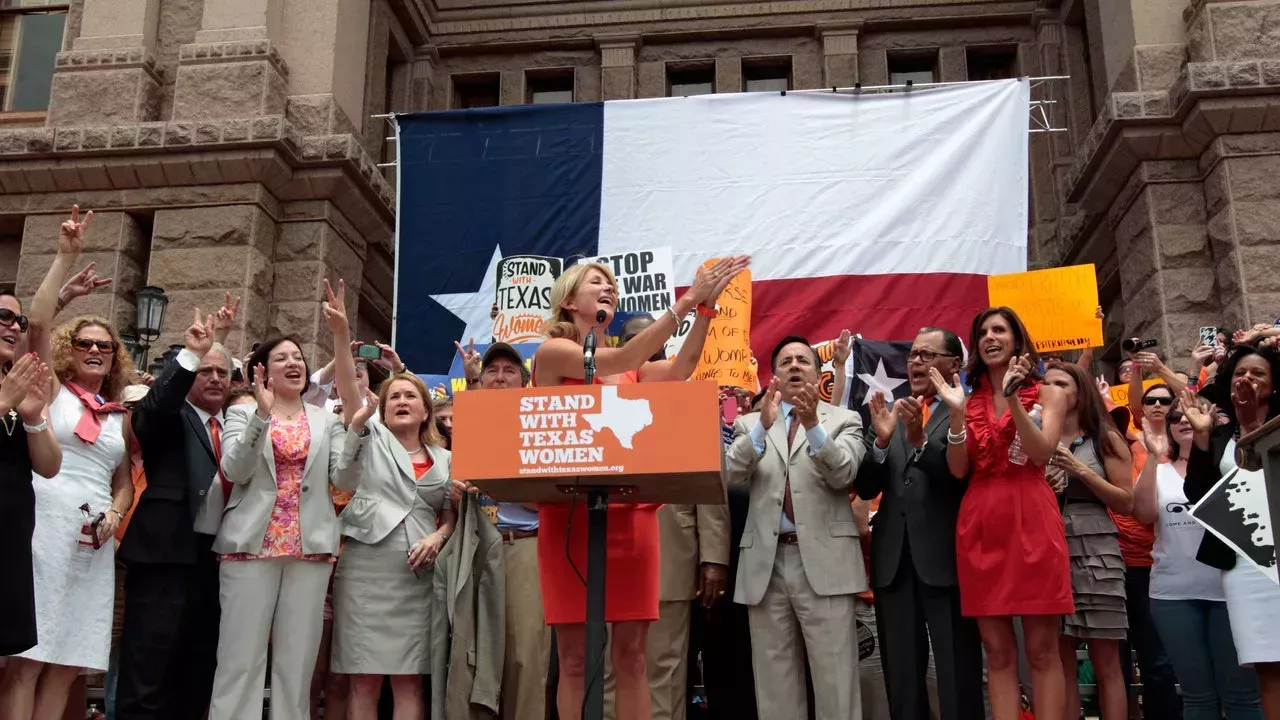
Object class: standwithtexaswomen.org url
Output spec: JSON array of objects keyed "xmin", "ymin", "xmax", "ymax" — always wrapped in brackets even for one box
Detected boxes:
[{"xmin": 518, "ymin": 465, "xmax": 625, "ymax": 475}]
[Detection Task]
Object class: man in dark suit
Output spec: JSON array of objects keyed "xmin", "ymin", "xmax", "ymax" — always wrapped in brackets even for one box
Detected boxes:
[
  {"xmin": 855, "ymin": 327, "xmax": 984, "ymax": 720},
  {"xmin": 116, "ymin": 304, "xmax": 234, "ymax": 719}
]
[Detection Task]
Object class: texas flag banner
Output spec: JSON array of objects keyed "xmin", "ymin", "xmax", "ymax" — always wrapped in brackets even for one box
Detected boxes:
[{"xmin": 393, "ymin": 79, "xmax": 1029, "ymax": 373}]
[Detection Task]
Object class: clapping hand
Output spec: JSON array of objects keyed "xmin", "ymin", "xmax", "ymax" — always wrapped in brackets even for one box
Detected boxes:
[
  {"xmin": 58, "ymin": 261, "xmax": 113, "ymax": 306},
  {"xmin": 869, "ymin": 391, "xmax": 898, "ymax": 448},
  {"xmin": 252, "ymin": 363, "xmax": 275, "ymax": 419},
  {"xmin": 1, "ymin": 353, "xmax": 51, "ymax": 422},
  {"xmin": 929, "ymin": 367, "xmax": 967, "ymax": 411},
  {"xmin": 1004, "ymin": 354, "xmax": 1034, "ymax": 396},
  {"xmin": 1231, "ymin": 375, "xmax": 1264, "ymax": 430},
  {"xmin": 58, "ymin": 205, "xmax": 92, "ymax": 255},
  {"xmin": 350, "ymin": 389, "xmax": 379, "ymax": 432},
  {"xmin": 759, "ymin": 377, "xmax": 783, "ymax": 430},
  {"xmin": 898, "ymin": 396, "xmax": 926, "ymax": 447},
  {"xmin": 792, "ymin": 382, "xmax": 821, "ymax": 430},
  {"xmin": 1143, "ymin": 425, "xmax": 1169, "ymax": 458},
  {"xmin": 1178, "ymin": 387, "xmax": 1217, "ymax": 434}
]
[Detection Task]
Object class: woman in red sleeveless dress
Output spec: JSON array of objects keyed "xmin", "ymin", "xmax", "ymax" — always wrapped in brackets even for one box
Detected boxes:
[
  {"xmin": 930, "ymin": 307, "xmax": 1073, "ymax": 720},
  {"xmin": 532, "ymin": 255, "xmax": 748, "ymax": 720}
]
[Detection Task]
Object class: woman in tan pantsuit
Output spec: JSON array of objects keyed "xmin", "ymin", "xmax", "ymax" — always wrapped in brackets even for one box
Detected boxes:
[
  {"xmin": 333, "ymin": 372, "xmax": 455, "ymax": 719},
  {"xmin": 208, "ymin": 280, "xmax": 371, "ymax": 720}
]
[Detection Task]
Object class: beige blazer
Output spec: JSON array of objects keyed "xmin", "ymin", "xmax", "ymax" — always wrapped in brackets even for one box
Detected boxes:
[
  {"xmin": 339, "ymin": 420, "xmax": 452, "ymax": 550},
  {"xmin": 725, "ymin": 400, "xmax": 868, "ymax": 606},
  {"xmin": 657, "ymin": 503, "xmax": 731, "ymax": 602},
  {"xmin": 212, "ymin": 404, "xmax": 367, "ymax": 556}
]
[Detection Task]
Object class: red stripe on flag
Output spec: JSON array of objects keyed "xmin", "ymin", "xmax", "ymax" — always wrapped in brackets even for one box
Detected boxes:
[{"xmin": 687, "ymin": 272, "xmax": 989, "ymax": 386}]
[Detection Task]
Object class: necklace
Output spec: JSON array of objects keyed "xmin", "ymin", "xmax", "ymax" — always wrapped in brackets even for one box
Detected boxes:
[
  {"xmin": 278, "ymin": 405, "xmax": 304, "ymax": 421},
  {"xmin": 1, "ymin": 410, "xmax": 14, "ymax": 437},
  {"xmin": 406, "ymin": 445, "xmax": 425, "ymax": 455}
]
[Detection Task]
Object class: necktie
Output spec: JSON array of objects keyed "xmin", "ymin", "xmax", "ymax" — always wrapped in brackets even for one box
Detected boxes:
[
  {"xmin": 921, "ymin": 396, "xmax": 936, "ymax": 428},
  {"xmin": 782, "ymin": 413, "xmax": 800, "ymax": 524},
  {"xmin": 209, "ymin": 417, "xmax": 231, "ymax": 505}
]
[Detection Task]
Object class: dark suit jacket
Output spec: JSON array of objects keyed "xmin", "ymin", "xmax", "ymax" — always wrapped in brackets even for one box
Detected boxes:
[
  {"xmin": 854, "ymin": 402, "xmax": 969, "ymax": 589},
  {"xmin": 118, "ymin": 359, "xmax": 219, "ymax": 566},
  {"xmin": 1184, "ymin": 423, "xmax": 1238, "ymax": 571}
]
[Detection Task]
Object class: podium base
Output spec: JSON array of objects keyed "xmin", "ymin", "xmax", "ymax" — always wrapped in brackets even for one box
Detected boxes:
[{"xmin": 584, "ymin": 487, "xmax": 608, "ymax": 720}]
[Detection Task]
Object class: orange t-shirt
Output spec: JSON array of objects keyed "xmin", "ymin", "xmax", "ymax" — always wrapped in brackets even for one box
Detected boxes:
[{"xmin": 1111, "ymin": 439, "xmax": 1156, "ymax": 567}]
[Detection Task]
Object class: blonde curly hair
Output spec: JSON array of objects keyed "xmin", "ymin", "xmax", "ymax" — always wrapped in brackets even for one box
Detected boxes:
[
  {"xmin": 541, "ymin": 262, "xmax": 618, "ymax": 343},
  {"xmin": 50, "ymin": 316, "xmax": 135, "ymax": 402}
]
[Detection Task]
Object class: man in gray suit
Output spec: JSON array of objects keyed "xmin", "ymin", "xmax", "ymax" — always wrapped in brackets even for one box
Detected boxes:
[
  {"xmin": 856, "ymin": 327, "xmax": 984, "ymax": 720},
  {"xmin": 726, "ymin": 335, "xmax": 868, "ymax": 720}
]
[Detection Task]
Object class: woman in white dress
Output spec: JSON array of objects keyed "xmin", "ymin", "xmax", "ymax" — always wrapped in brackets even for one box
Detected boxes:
[
  {"xmin": 0, "ymin": 206, "xmax": 135, "ymax": 720},
  {"xmin": 1181, "ymin": 344, "xmax": 1280, "ymax": 719}
]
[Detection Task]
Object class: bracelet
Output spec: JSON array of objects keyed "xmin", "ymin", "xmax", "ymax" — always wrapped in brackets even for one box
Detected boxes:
[
  {"xmin": 664, "ymin": 306, "xmax": 680, "ymax": 323},
  {"xmin": 106, "ymin": 508, "xmax": 124, "ymax": 520},
  {"xmin": 947, "ymin": 429, "xmax": 967, "ymax": 445},
  {"xmin": 695, "ymin": 304, "xmax": 717, "ymax": 319},
  {"xmin": 22, "ymin": 417, "xmax": 49, "ymax": 434}
]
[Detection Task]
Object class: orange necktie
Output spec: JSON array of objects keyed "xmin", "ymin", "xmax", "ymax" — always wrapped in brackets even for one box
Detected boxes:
[
  {"xmin": 921, "ymin": 396, "xmax": 935, "ymax": 428},
  {"xmin": 209, "ymin": 417, "xmax": 231, "ymax": 505}
]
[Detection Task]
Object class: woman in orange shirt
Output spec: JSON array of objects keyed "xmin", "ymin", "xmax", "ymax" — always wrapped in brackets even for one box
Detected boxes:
[{"xmin": 531, "ymin": 255, "xmax": 748, "ymax": 720}]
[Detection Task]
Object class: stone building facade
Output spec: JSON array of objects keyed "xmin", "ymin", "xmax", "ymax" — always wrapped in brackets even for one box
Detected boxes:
[{"xmin": 1, "ymin": 0, "xmax": 1278, "ymax": 369}]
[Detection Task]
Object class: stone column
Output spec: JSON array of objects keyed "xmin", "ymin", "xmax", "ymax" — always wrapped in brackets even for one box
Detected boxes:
[
  {"xmin": 147, "ymin": 205, "xmax": 277, "ymax": 357},
  {"xmin": 277, "ymin": 0, "xmax": 371, "ymax": 134},
  {"xmin": 598, "ymin": 36, "xmax": 639, "ymax": 101},
  {"xmin": 716, "ymin": 57, "xmax": 742, "ymax": 94},
  {"xmin": 818, "ymin": 24, "xmax": 860, "ymax": 89},
  {"xmin": 938, "ymin": 46, "xmax": 967, "ymax": 82},
  {"xmin": 14, "ymin": 212, "xmax": 149, "ymax": 336},
  {"xmin": 272, "ymin": 201, "xmax": 368, "ymax": 365},
  {"xmin": 46, "ymin": 0, "xmax": 162, "ymax": 126},
  {"xmin": 1114, "ymin": 169, "xmax": 1221, "ymax": 361},
  {"xmin": 171, "ymin": 0, "xmax": 289, "ymax": 121}
]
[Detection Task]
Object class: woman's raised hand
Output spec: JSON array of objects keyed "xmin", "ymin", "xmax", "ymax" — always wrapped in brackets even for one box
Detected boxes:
[
  {"xmin": 321, "ymin": 279, "xmax": 350, "ymax": 335},
  {"xmin": 252, "ymin": 363, "xmax": 275, "ymax": 419},
  {"xmin": 59, "ymin": 205, "xmax": 92, "ymax": 256},
  {"xmin": 686, "ymin": 256, "xmax": 750, "ymax": 306},
  {"xmin": 929, "ymin": 367, "xmax": 967, "ymax": 411}
]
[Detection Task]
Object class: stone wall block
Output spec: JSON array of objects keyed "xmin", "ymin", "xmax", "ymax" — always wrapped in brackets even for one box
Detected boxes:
[
  {"xmin": 1150, "ymin": 183, "xmax": 1207, "ymax": 225},
  {"xmin": 147, "ymin": 247, "xmax": 272, "ymax": 295},
  {"xmin": 1233, "ymin": 200, "xmax": 1280, "ymax": 246},
  {"xmin": 172, "ymin": 60, "xmax": 288, "ymax": 120},
  {"xmin": 715, "ymin": 57, "xmax": 741, "ymax": 94},
  {"xmin": 269, "ymin": 259, "xmax": 322, "ymax": 302},
  {"xmin": 1161, "ymin": 267, "xmax": 1220, "ymax": 312},
  {"xmin": 858, "ymin": 49, "xmax": 887, "ymax": 86},
  {"xmin": 153, "ymin": 205, "xmax": 258, "ymax": 250},
  {"xmin": 1156, "ymin": 225, "xmax": 1211, "ymax": 265},
  {"xmin": 1240, "ymin": 244, "xmax": 1280, "ymax": 292},
  {"xmin": 47, "ymin": 68, "xmax": 162, "ymax": 126},
  {"xmin": 1245, "ymin": 293, "xmax": 1280, "ymax": 326},
  {"xmin": 1135, "ymin": 44, "xmax": 1187, "ymax": 92},
  {"xmin": 1226, "ymin": 155, "xmax": 1280, "ymax": 202},
  {"xmin": 18, "ymin": 212, "xmax": 144, "ymax": 257},
  {"xmin": 1187, "ymin": 6, "xmax": 1213, "ymax": 62},
  {"xmin": 1207, "ymin": 1, "xmax": 1280, "ymax": 61}
]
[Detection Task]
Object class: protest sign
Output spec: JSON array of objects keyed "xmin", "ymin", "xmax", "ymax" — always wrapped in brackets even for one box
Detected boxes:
[
  {"xmin": 493, "ymin": 255, "xmax": 562, "ymax": 344},
  {"xmin": 690, "ymin": 263, "xmax": 757, "ymax": 390},
  {"xmin": 812, "ymin": 337, "xmax": 851, "ymax": 404},
  {"xmin": 1107, "ymin": 378, "xmax": 1164, "ymax": 409},
  {"xmin": 1191, "ymin": 465, "xmax": 1278, "ymax": 585},
  {"xmin": 575, "ymin": 248, "xmax": 677, "ymax": 341},
  {"xmin": 987, "ymin": 264, "xmax": 1104, "ymax": 353}
]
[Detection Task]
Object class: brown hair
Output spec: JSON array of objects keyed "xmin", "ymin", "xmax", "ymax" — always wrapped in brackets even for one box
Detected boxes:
[
  {"xmin": 377, "ymin": 372, "xmax": 444, "ymax": 448},
  {"xmin": 1046, "ymin": 361, "xmax": 1125, "ymax": 459},
  {"xmin": 541, "ymin": 262, "xmax": 618, "ymax": 344},
  {"xmin": 51, "ymin": 316, "xmax": 135, "ymax": 402},
  {"xmin": 963, "ymin": 306, "xmax": 1041, "ymax": 389}
]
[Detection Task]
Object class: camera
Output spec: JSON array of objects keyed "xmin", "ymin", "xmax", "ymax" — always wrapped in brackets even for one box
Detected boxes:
[{"xmin": 1122, "ymin": 337, "xmax": 1158, "ymax": 353}]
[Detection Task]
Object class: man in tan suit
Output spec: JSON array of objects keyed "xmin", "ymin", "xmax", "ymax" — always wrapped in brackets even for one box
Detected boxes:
[
  {"xmin": 649, "ymin": 504, "xmax": 730, "ymax": 720},
  {"xmin": 726, "ymin": 335, "xmax": 868, "ymax": 720}
]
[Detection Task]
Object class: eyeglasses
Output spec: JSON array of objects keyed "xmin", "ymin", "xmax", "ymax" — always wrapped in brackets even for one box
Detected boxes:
[
  {"xmin": 1142, "ymin": 396, "xmax": 1173, "ymax": 406},
  {"xmin": 907, "ymin": 350, "xmax": 959, "ymax": 363},
  {"xmin": 1168, "ymin": 410, "xmax": 1185, "ymax": 424},
  {"xmin": 72, "ymin": 338, "xmax": 116, "ymax": 353},
  {"xmin": 0, "ymin": 308, "xmax": 28, "ymax": 332}
]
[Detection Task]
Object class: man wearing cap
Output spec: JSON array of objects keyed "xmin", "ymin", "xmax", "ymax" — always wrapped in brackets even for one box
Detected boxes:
[
  {"xmin": 116, "ymin": 300, "xmax": 236, "ymax": 720},
  {"xmin": 476, "ymin": 342, "xmax": 546, "ymax": 720}
]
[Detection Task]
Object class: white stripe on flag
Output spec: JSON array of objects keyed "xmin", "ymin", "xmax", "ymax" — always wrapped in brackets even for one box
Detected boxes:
[{"xmin": 598, "ymin": 79, "xmax": 1030, "ymax": 285}]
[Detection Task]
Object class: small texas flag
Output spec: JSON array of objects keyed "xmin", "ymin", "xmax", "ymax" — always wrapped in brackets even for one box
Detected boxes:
[{"xmin": 847, "ymin": 338, "xmax": 913, "ymax": 426}]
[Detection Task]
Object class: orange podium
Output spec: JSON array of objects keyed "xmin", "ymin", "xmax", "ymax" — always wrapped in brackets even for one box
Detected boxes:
[{"xmin": 451, "ymin": 380, "xmax": 725, "ymax": 504}]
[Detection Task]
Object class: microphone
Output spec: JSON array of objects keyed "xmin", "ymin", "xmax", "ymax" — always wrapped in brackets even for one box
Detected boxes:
[
  {"xmin": 1002, "ymin": 373, "xmax": 1023, "ymax": 398},
  {"xmin": 583, "ymin": 309, "xmax": 607, "ymax": 384}
]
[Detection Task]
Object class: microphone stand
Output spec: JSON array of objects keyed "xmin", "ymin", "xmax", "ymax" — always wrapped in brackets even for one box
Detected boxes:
[{"xmin": 581, "ymin": 311, "xmax": 608, "ymax": 720}]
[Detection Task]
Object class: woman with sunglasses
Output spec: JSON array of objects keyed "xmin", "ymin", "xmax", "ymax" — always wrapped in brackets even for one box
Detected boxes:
[
  {"xmin": 1, "ymin": 207, "xmax": 136, "ymax": 720},
  {"xmin": 1042, "ymin": 361, "xmax": 1133, "ymax": 720},
  {"xmin": 0, "ymin": 288, "xmax": 62, "ymax": 664},
  {"xmin": 1182, "ymin": 344, "xmax": 1280, "ymax": 718},
  {"xmin": 1134, "ymin": 404, "xmax": 1264, "ymax": 719}
]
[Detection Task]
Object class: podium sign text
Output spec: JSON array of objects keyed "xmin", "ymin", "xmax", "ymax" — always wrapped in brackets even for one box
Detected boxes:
[{"xmin": 452, "ymin": 380, "xmax": 725, "ymax": 504}]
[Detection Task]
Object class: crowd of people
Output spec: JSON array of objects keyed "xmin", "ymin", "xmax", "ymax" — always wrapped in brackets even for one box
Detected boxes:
[{"xmin": 0, "ymin": 205, "xmax": 1279, "ymax": 720}]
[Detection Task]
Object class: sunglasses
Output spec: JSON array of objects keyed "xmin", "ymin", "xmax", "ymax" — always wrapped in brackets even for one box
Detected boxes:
[
  {"xmin": 0, "ymin": 308, "xmax": 28, "ymax": 332},
  {"xmin": 1168, "ymin": 410, "xmax": 1185, "ymax": 424},
  {"xmin": 1142, "ymin": 396, "xmax": 1174, "ymax": 406},
  {"xmin": 72, "ymin": 338, "xmax": 116, "ymax": 353}
]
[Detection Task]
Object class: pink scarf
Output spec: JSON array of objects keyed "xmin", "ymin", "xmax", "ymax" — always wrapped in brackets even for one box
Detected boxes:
[{"xmin": 65, "ymin": 381, "xmax": 126, "ymax": 445}]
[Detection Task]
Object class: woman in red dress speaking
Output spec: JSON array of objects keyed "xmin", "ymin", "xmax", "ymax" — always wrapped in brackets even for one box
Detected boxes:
[
  {"xmin": 930, "ymin": 306, "xmax": 1073, "ymax": 720},
  {"xmin": 532, "ymin": 255, "xmax": 748, "ymax": 720}
]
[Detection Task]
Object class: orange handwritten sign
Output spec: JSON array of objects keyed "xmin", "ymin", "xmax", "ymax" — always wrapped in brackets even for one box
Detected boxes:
[
  {"xmin": 452, "ymin": 381, "xmax": 725, "ymax": 504},
  {"xmin": 690, "ymin": 263, "xmax": 757, "ymax": 391},
  {"xmin": 987, "ymin": 264, "xmax": 1104, "ymax": 353}
]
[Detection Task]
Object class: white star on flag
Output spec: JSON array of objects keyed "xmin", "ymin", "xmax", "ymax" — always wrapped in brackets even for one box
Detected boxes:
[
  {"xmin": 427, "ymin": 244, "xmax": 501, "ymax": 345},
  {"xmin": 856, "ymin": 359, "xmax": 908, "ymax": 405}
]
